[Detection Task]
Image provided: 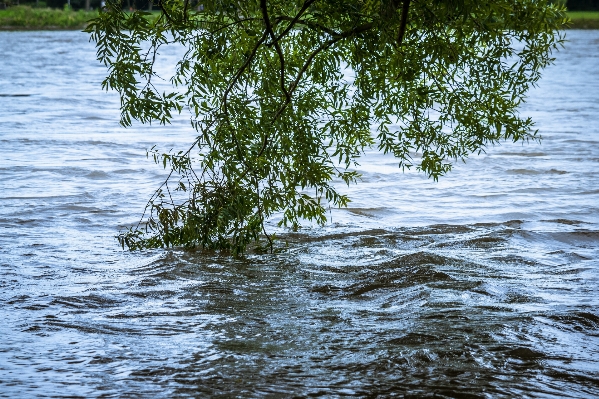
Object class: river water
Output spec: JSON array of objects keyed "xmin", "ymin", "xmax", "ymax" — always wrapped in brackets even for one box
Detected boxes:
[{"xmin": 0, "ymin": 30, "xmax": 598, "ymax": 398}]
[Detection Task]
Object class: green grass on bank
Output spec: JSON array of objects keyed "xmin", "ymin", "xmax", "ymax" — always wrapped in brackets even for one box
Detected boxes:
[
  {"xmin": 0, "ymin": 6, "xmax": 98, "ymax": 30},
  {"xmin": 1, "ymin": 6, "xmax": 599, "ymax": 30},
  {"xmin": 567, "ymin": 11, "xmax": 599, "ymax": 29}
]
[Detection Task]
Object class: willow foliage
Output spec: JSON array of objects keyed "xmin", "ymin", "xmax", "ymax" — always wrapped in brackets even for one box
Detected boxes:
[{"xmin": 86, "ymin": 0, "xmax": 567, "ymax": 254}]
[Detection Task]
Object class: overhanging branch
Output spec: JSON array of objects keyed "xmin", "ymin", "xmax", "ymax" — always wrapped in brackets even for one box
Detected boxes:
[{"xmin": 260, "ymin": 0, "xmax": 290, "ymax": 102}]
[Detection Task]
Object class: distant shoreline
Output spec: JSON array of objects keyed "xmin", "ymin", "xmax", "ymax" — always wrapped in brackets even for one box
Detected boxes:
[
  {"xmin": 1, "ymin": 7, "xmax": 598, "ymax": 31},
  {"xmin": 0, "ymin": 6, "xmax": 98, "ymax": 30},
  {"xmin": 0, "ymin": 25, "xmax": 88, "ymax": 30},
  {"xmin": 567, "ymin": 11, "xmax": 599, "ymax": 29}
]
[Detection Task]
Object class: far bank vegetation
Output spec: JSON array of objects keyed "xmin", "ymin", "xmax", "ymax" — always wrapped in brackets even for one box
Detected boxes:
[{"xmin": 2, "ymin": 0, "xmax": 599, "ymax": 31}]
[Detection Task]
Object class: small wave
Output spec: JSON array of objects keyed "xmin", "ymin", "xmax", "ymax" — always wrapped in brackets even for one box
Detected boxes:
[
  {"xmin": 113, "ymin": 168, "xmax": 142, "ymax": 174},
  {"xmin": 434, "ymin": 235, "xmax": 507, "ymax": 249},
  {"xmin": 346, "ymin": 259, "xmax": 455, "ymax": 297},
  {"xmin": 506, "ymin": 347, "xmax": 545, "ymax": 359},
  {"xmin": 50, "ymin": 294, "xmax": 122, "ymax": 310},
  {"xmin": 547, "ymin": 249, "xmax": 592, "ymax": 261},
  {"xmin": 387, "ymin": 333, "xmax": 438, "ymax": 345},
  {"xmin": 81, "ymin": 140, "xmax": 119, "ymax": 146},
  {"xmin": 570, "ymin": 231, "xmax": 599, "ymax": 239},
  {"xmin": 3, "ymin": 218, "xmax": 39, "ymax": 225},
  {"xmin": 549, "ymin": 230, "xmax": 599, "ymax": 245},
  {"xmin": 401, "ymin": 224, "xmax": 475, "ymax": 236},
  {"xmin": 43, "ymin": 319, "xmax": 144, "ymax": 335},
  {"xmin": 6, "ymin": 294, "xmax": 31, "ymax": 304},
  {"xmin": 194, "ymin": 281, "xmax": 235, "ymax": 295},
  {"xmin": 125, "ymin": 289, "xmax": 178, "ymax": 299},
  {"xmin": 472, "ymin": 283, "xmax": 509, "ymax": 298},
  {"xmin": 286, "ymin": 228, "xmax": 390, "ymax": 243},
  {"xmin": 85, "ymin": 170, "xmax": 110, "ymax": 180},
  {"xmin": 55, "ymin": 204, "xmax": 114, "ymax": 213},
  {"xmin": 506, "ymin": 168, "xmax": 568, "ymax": 175},
  {"xmin": 547, "ymin": 311, "xmax": 599, "ymax": 332},
  {"xmin": 0, "ymin": 194, "xmax": 79, "ymax": 200},
  {"xmin": 389, "ymin": 251, "xmax": 458, "ymax": 267},
  {"xmin": 89, "ymin": 356, "xmax": 117, "ymax": 365},
  {"xmin": 344, "ymin": 207, "xmax": 387, "ymax": 218},
  {"xmin": 543, "ymin": 219, "xmax": 586, "ymax": 225},
  {"xmin": 497, "ymin": 152, "xmax": 548, "ymax": 157},
  {"xmin": 550, "ymin": 266, "xmax": 593, "ymax": 276}
]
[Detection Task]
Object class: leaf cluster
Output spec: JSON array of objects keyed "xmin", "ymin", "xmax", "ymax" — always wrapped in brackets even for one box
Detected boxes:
[{"xmin": 86, "ymin": 0, "xmax": 567, "ymax": 254}]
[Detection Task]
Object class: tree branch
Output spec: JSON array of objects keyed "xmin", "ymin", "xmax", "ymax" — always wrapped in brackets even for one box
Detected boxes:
[
  {"xmin": 159, "ymin": 1, "xmax": 175, "ymax": 25},
  {"xmin": 258, "ymin": 22, "xmax": 375, "ymax": 158},
  {"xmin": 222, "ymin": 32, "xmax": 268, "ymax": 113},
  {"xmin": 397, "ymin": 0, "xmax": 411, "ymax": 47},
  {"xmin": 260, "ymin": 0, "xmax": 290, "ymax": 102},
  {"xmin": 277, "ymin": 22, "xmax": 375, "ymax": 120},
  {"xmin": 274, "ymin": 16, "xmax": 339, "ymax": 37},
  {"xmin": 269, "ymin": 0, "xmax": 318, "ymax": 46}
]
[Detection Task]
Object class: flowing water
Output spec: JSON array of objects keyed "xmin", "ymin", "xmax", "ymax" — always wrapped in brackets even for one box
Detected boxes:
[{"xmin": 0, "ymin": 30, "xmax": 598, "ymax": 398}]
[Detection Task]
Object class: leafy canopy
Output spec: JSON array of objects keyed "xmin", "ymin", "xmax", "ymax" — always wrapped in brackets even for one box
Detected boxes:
[{"xmin": 86, "ymin": 0, "xmax": 567, "ymax": 254}]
